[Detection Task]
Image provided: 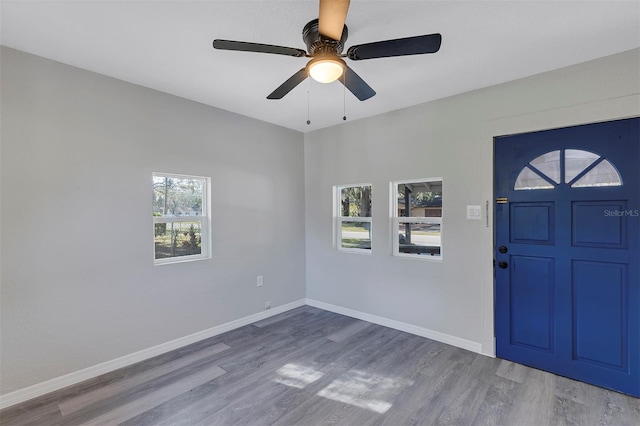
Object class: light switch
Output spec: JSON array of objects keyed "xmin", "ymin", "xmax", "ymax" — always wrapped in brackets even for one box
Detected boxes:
[{"xmin": 467, "ymin": 205, "xmax": 482, "ymax": 220}]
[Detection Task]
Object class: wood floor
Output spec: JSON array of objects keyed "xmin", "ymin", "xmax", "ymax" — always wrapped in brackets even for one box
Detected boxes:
[{"xmin": 1, "ymin": 306, "xmax": 638, "ymax": 425}]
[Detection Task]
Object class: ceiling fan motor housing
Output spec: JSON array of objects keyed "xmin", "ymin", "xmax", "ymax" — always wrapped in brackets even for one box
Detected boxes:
[{"xmin": 303, "ymin": 18, "xmax": 348, "ymax": 56}]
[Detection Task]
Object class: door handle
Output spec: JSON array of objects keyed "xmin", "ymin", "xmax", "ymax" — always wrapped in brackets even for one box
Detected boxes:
[
  {"xmin": 498, "ymin": 245, "xmax": 508, "ymax": 253},
  {"xmin": 498, "ymin": 261, "xmax": 508, "ymax": 269}
]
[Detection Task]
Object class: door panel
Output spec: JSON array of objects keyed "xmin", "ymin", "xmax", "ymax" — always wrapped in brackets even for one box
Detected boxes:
[
  {"xmin": 572, "ymin": 201, "xmax": 627, "ymax": 248},
  {"xmin": 494, "ymin": 117, "xmax": 639, "ymax": 396},
  {"xmin": 510, "ymin": 256, "xmax": 555, "ymax": 352},
  {"xmin": 572, "ymin": 261, "xmax": 627, "ymax": 369},
  {"xmin": 510, "ymin": 203, "xmax": 554, "ymax": 244}
]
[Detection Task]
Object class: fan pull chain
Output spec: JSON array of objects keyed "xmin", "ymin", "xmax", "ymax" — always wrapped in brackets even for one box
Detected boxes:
[
  {"xmin": 342, "ymin": 73, "xmax": 347, "ymax": 121},
  {"xmin": 306, "ymin": 79, "xmax": 311, "ymax": 125}
]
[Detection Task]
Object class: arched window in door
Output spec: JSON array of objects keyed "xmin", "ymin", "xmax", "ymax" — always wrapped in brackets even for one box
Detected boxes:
[{"xmin": 514, "ymin": 149, "xmax": 622, "ymax": 190}]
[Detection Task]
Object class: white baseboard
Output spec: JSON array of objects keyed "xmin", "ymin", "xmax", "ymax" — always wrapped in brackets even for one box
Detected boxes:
[
  {"xmin": 0, "ymin": 299, "xmax": 306, "ymax": 410},
  {"xmin": 306, "ymin": 298, "xmax": 483, "ymax": 354}
]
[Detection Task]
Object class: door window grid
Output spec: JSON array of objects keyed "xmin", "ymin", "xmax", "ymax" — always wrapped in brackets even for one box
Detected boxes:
[{"xmin": 514, "ymin": 149, "xmax": 622, "ymax": 190}]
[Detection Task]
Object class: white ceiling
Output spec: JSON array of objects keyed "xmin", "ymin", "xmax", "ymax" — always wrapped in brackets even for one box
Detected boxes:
[{"xmin": 1, "ymin": 1, "xmax": 639, "ymax": 133}]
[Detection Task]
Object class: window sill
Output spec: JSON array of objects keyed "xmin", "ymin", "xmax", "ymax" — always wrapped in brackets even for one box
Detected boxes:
[
  {"xmin": 393, "ymin": 253, "xmax": 443, "ymax": 262},
  {"xmin": 154, "ymin": 254, "xmax": 211, "ymax": 266},
  {"xmin": 337, "ymin": 248, "xmax": 372, "ymax": 255}
]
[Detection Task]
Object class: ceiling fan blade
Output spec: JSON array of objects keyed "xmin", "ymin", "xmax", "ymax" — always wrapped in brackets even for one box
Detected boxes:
[
  {"xmin": 318, "ymin": 0, "xmax": 350, "ymax": 41},
  {"xmin": 347, "ymin": 33, "xmax": 442, "ymax": 61},
  {"xmin": 267, "ymin": 68, "xmax": 309, "ymax": 99},
  {"xmin": 340, "ymin": 66, "xmax": 375, "ymax": 101},
  {"xmin": 213, "ymin": 40, "xmax": 306, "ymax": 57}
]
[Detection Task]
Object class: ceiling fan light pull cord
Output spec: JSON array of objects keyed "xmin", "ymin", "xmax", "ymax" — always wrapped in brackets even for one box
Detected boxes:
[
  {"xmin": 343, "ymin": 73, "xmax": 347, "ymax": 121},
  {"xmin": 307, "ymin": 79, "xmax": 311, "ymax": 125}
]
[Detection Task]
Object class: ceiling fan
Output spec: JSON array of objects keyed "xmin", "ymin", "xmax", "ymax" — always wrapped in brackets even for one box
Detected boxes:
[{"xmin": 213, "ymin": 0, "xmax": 442, "ymax": 101}]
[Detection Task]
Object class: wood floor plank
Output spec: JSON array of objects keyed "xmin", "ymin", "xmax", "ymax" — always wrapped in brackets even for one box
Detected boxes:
[
  {"xmin": 501, "ymin": 367, "xmax": 557, "ymax": 426},
  {"xmin": 495, "ymin": 358, "xmax": 529, "ymax": 384},
  {"xmin": 326, "ymin": 319, "xmax": 372, "ymax": 342},
  {"xmin": 470, "ymin": 376, "xmax": 521, "ymax": 426},
  {"xmin": 429, "ymin": 355, "xmax": 500, "ymax": 425},
  {"xmin": 2, "ymin": 308, "xmax": 640, "ymax": 426},
  {"xmin": 127, "ymin": 311, "xmax": 360, "ymax": 426},
  {"xmin": 58, "ymin": 342, "xmax": 229, "ymax": 416},
  {"xmin": 0, "ymin": 402, "xmax": 63, "ymax": 426},
  {"xmin": 274, "ymin": 329, "xmax": 424, "ymax": 425},
  {"xmin": 252, "ymin": 306, "xmax": 313, "ymax": 328},
  {"xmin": 229, "ymin": 325, "xmax": 402, "ymax": 426},
  {"xmin": 582, "ymin": 387, "xmax": 640, "ymax": 426},
  {"xmin": 323, "ymin": 335, "xmax": 436, "ymax": 425},
  {"xmin": 78, "ymin": 363, "xmax": 226, "ymax": 426},
  {"xmin": 369, "ymin": 344, "xmax": 465, "ymax": 426}
]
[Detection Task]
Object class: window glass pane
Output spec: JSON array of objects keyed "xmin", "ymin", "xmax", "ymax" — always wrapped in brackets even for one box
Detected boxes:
[
  {"xmin": 397, "ymin": 181, "xmax": 442, "ymax": 217},
  {"xmin": 154, "ymin": 221, "xmax": 202, "ymax": 259},
  {"xmin": 340, "ymin": 186, "xmax": 372, "ymax": 217},
  {"xmin": 571, "ymin": 160, "xmax": 622, "ymax": 188},
  {"xmin": 565, "ymin": 149, "xmax": 599, "ymax": 183},
  {"xmin": 341, "ymin": 221, "xmax": 371, "ymax": 250},
  {"xmin": 514, "ymin": 166, "xmax": 554, "ymax": 190},
  {"xmin": 529, "ymin": 150, "xmax": 560, "ymax": 183},
  {"xmin": 153, "ymin": 176, "xmax": 204, "ymax": 217},
  {"xmin": 397, "ymin": 222, "xmax": 441, "ymax": 256}
]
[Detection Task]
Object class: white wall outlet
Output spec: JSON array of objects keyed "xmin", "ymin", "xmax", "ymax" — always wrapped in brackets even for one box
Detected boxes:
[
  {"xmin": 265, "ymin": 301, "xmax": 271, "ymax": 309},
  {"xmin": 257, "ymin": 275, "xmax": 263, "ymax": 287}
]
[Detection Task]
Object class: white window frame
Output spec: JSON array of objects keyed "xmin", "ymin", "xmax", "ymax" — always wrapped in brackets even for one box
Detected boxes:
[
  {"xmin": 391, "ymin": 178, "xmax": 443, "ymax": 261},
  {"xmin": 153, "ymin": 172, "xmax": 211, "ymax": 265},
  {"xmin": 334, "ymin": 184, "xmax": 372, "ymax": 254}
]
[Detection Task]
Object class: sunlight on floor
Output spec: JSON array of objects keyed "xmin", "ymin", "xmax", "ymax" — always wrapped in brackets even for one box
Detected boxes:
[
  {"xmin": 275, "ymin": 363, "xmax": 324, "ymax": 389},
  {"xmin": 316, "ymin": 369, "xmax": 414, "ymax": 414}
]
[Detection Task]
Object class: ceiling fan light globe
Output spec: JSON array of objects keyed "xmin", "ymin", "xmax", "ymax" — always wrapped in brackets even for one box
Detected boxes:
[{"xmin": 308, "ymin": 57, "xmax": 345, "ymax": 83}]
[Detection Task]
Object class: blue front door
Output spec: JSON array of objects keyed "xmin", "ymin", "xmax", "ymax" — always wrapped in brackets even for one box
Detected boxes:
[{"xmin": 494, "ymin": 118, "xmax": 639, "ymax": 396}]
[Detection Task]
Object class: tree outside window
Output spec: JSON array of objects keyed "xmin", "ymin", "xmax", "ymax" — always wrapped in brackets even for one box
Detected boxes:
[
  {"xmin": 153, "ymin": 173, "xmax": 211, "ymax": 264},
  {"xmin": 336, "ymin": 184, "xmax": 372, "ymax": 252}
]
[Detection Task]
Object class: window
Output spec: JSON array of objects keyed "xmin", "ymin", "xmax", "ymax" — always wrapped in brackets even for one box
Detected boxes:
[
  {"xmin": 392, "ymin": 178, "xmax": 443, "ymax": 259},
  {"xmin": 514, "ymin": 149, "xmax": 622, "ymax": 190},
  {"xmin": 153, "ymin": 173, "xmax": 211, "ymax": 264},
  {"xmin": 335, "ymin": 184, "xmax": 372, "ymax": 252}
]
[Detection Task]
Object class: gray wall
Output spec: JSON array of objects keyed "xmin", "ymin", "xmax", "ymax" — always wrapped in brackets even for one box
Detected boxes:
[
  {"xmin": 0, "ymin": 47, "xmax": 306, "ymax": 393},
  {"xmin": 304, "ymin": 48, "xmax": 640, "ymax": 355}
]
